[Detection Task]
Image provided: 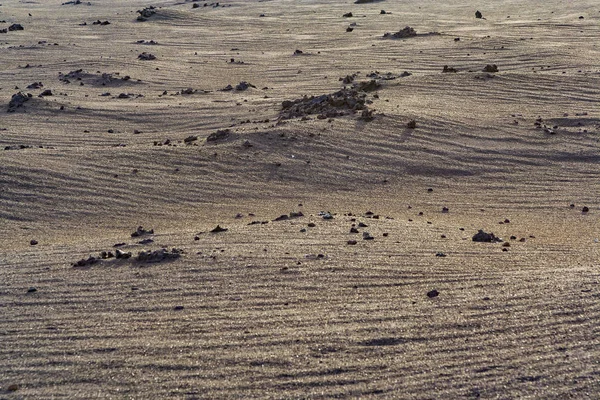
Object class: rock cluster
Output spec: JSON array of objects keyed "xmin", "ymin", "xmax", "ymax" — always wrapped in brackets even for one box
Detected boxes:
[
  {"xmin": 280, "ymin": 88, "xmax": 371, "ymax": 120},
  {"xmin": 472, "ymin": 229, "xmax": 502, "ymax": 243},
  {"xmin": 7, "ymin": 92, "xmax": 31, "ymax": 112},
  {"xmin": 383, "ymin": 26, "xmax": 417, "ymax": 39},
  {"xmin": 137, "ymin": 248, "xmax": 183, "ymax": 262}
]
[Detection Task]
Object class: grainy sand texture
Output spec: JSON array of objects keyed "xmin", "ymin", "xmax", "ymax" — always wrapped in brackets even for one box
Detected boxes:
[{"xmin": 1, "ymin": 0, "xmax": 600, "ymax": 398}]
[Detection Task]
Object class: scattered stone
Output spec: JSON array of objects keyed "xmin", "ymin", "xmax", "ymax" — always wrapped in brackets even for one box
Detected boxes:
[
  {"xmin": 73, "ymin": 255, "xmax": 100, "ymax": 267},
  {"xmin": 475, "ymin": 10, "xmax": 483, "ymax": 19},
  {"xmin": 383, "ymin": 26, "xmax": 417, "ymax": 39},
  {"xmin": 39, "ymin": 89, "xmax": 53, "ymax": 96},
  {"xmin": 472, "ymin": 229, "xmax": 502, "ymax": 243},
  {"xmin": 138, "ymin": 238, "xmax": 154, "ymax": 245},
  {"xmin": 406, "ymin": 120, "xmax": 416, "ymax": 129},
  {"xmin": 30, "ymin": 239, "xmax": 38, "ymax": 245},
  {"xmin": 27, "ymin": 287, "xmax": 37, "ymax": 293},
  {"xmin": 442, "ymin": 207, "xmax": 449, "ymax": 213},
  {"xmin": 7, "ymin": 384, "xmax": 20, "ymax": 391},
  {"xmin": 347, "ymin": 240, "xmax": 358, "ymax": 245},
  {"xmin": 131, "ymin": 226, "xmax": 154, "ymax": 237},
  {"xmin": 137, "ymin": 6, "xmax": 156, "ymax": 21},
  {"xmin": 427, "ymin": 289, "xmax": 439, "ymax": 298},
  {"xmin": 582, "ymin": 206, "xmax": 589, "ymax": 213},
  {"xmin": 293, "ymin": 49, "xmax": 303, "ymax": 55},
  {"xmin": 137, "ymin": 248, "xmax": 182, "ymax": 262},
  {"xmin": 483, "ymin": 64, "xmax": 498, "ymax": 73},
  {"xmin": 442, "ymin": 65, "xmax": 457, "ymax": 73},
  {"xmin": 366, "ymin": 71, "xmax": 410, "ymax": 80},
  {"xmin": 346, "ymin": 27, "xmax": 354, "ymax": 33},
  {"xmin": 435, "ymin": 252, "xmax": 447, "ymax": 257},
  {"xmin": 320, "ymin": 211, "xmax": 334, "ymax": 220},
  {"xmin": 7, "ymin": 92, "xmax": 31, "ymax": 112},
  {"xmin": 184, "ymin": 135, "xmax": 198, "ymax": 144},
  {"xmin": 138, "ymin": 52, "xmax": 156, "ymax": 60},
  {"xmin": 206, "ymin": 129, "xmax": 230, "ymax": 142},
  {"xmin": 9, "ymin": 24, "xmax": 24, "ymax": 31},
  {"xmin": 363, "ymin": 232, "xmax": 374, "ymax": 240},
  {"xmin": 235, "ymin": 81, "xmax": 256, "ymax": 91},
  {"xmin": 92, "ymin": 20, "xmax": 110, "ymax": 25},
  {"xmin": 210, "ymin": 225, "xmax": 228, "ymax": 233},
  {"xmin": 99, "ymin": 251, "xmax": 114, "ymax": 259},
  {"xmin": 27, "ymin": 82, "xmax": 43, "ymax": 89},
  {"xmin": 354, "ymin": 80, "xmax": 381, "ymax": 92},
  {"xmin": 502, "ymin": 242, "xmax": 511, "ymax": 247},
  {"xmin": 115, "ymin": 249, "xmax": 132, "ymax": 259},
  {"xmin": 341, "ymin": 74, "xmax": 355, "ymax": 84},
  {"xmin": 350, "ymin": 227, "xmax": 359, "ymax": 233},
  {"xmin": 307, "ymin": 222, "xmax": 316, "ymax": 227},
  {"xmin": 359, "ymin": 108, "xmax": 374, "ymax": 121},
  {"xmin": 343, "ymin": 12, "xmax": 353, "ymax": 18}
]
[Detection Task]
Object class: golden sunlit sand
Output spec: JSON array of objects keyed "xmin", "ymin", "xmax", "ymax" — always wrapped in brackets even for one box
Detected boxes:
[{"xmin": 1, "ymin": 0, "xmax": 599, "ymax": 398}]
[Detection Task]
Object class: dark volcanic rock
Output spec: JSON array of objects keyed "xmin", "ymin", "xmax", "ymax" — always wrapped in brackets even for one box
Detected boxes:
[
  {"xmin": 9, "ymin": 24, "xmax": 24, "ymax": 31},
  {"xmin": 235, "ymin": 81, "xmax": 256, "ymax": 91},
  {"xmin": 138, "ymin": 52, "xmax": 156, "ymax": 60},
  {"xmin": 483, "ymin": 64, "xmax": 498, "ymax": 73},
  {"xmin": 443, "ymin": 65, "xmax": 457, "ymax": 73},
  {"xmin": 136, "ymin": 248, "xmax": 182, "ymax": 263},
  {"xmin": 137, "ymin": 6, "xmax": 156, "ymax": 21},
  {"xmin": 472, "ymin": 229, "xmax": 502, "ymax": 243},
  {"xmin": 383, "ymin": 26, "xmax": 417, "ymax": 39},
  {"xmin": 280, "ymin": 88, "xmax": 372, "ymax": 120},
  {"xmin": 206, "ymin": 129, "xmax": 230, "ymax": 142},
  {"xmin": 131, "ymin": 226, "xmax": 154, "ymax": 237},
  {"xmin": 7, "ymin": 92, "xmax": 31, "ymax": 112}
]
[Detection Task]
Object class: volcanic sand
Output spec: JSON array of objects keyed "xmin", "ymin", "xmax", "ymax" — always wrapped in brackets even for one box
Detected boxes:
[{"xmin": 1, "ymin": 0, "xmax": 600, "ymax": 398}]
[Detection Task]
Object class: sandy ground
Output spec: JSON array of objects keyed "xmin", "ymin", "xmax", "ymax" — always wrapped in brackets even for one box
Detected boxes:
[{"xmin": 1, "ymin": 0, "xmax": 600, "ymax": 398}]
